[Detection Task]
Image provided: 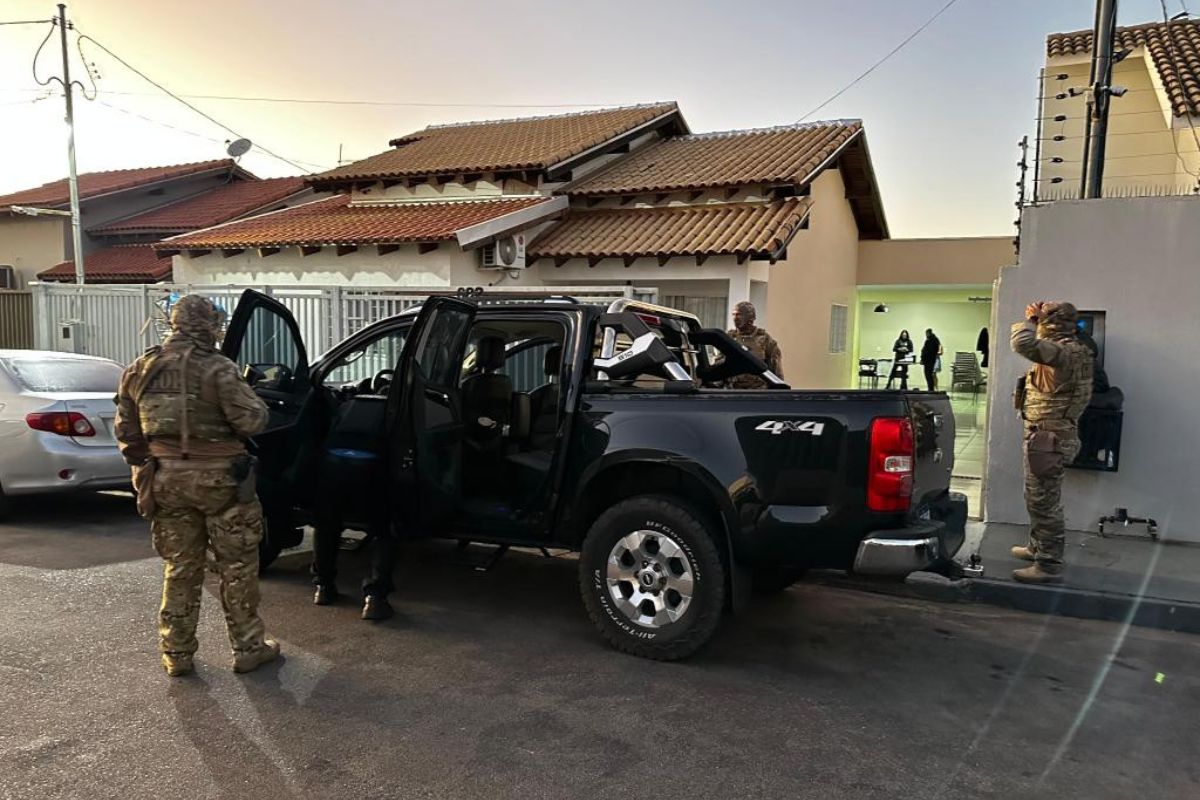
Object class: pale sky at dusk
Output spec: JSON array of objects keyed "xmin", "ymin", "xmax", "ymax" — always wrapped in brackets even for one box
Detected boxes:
[{"xmin": 0, "ymin": 0, "xmax": 1185, "ymax": 237}]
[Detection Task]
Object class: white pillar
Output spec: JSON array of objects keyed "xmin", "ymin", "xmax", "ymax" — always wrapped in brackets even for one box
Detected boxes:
[
  {"xmin": 749, "ymin": 280, "xmax": 768, "ymax": 328},
  {"xmin": 726, "ymin": 271, "xmax": 751, "ymax": 330}
]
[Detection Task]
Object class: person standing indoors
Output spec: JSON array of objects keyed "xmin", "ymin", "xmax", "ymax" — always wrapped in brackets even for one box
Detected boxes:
[
  {"xmin": 114, "ymin": 295, "xmax": 280, "ymax": 677},
  {"xmin": 1010, "ymin": 301, "xmax": 1093, "ymax": 584},
  {"xmin": 886, "ymin": 329, "xmax": 913, "ymax": 390},
  {"xmin": 726, "ymin": 301, "xmax": 783, "ymax": 389},
  {"xmin": 920, "ymin": 328, "xmax": 943, "ymax": 391}
]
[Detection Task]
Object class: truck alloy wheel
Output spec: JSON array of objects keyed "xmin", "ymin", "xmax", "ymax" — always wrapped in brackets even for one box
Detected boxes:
[
  {"xmin": 606, "ymin": 530, "xmax": 695, "ymax": 627},
  {"xmin": 580, "ymin": 495, "xmax": 725, "ymax": 660}
]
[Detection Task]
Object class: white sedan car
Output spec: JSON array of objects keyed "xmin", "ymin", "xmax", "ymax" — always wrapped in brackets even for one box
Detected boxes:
[{"xmin": 0, "ymin": 350, "xmax": 131, "ymax": 518}]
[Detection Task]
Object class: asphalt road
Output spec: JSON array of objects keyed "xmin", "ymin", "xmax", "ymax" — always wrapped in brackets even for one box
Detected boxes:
[{"xmin": 1, "ymin": 493, "xmax": 1198, "ymax": 800}]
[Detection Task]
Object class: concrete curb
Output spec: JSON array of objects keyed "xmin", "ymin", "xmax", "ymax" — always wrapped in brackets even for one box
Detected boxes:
[{"xmin": 810, "ymin": 570, "xmax": 1200, "ymax": 635}]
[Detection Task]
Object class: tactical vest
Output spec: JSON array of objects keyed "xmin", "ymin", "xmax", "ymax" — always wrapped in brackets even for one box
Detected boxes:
[
  {"xmin": 136, "ymin": 346, "xmax": 238, "ymax": 444},
  {"xmin": 727, "ymin": 327, "xmax": 773, "ymax": 389},
  {"xmin": 1023, "ymin": 338, "xmax": 1094, "ymax": 425}
]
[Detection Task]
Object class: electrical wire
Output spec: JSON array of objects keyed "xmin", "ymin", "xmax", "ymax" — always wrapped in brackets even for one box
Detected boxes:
[
  {"xmin": 76, "ymin": 30, "xmax": 317, "ymax": 173},
  {"xmin": 796, "ymin": 0, "xmax": 963, "ymax": 122},
  {"xmin": 95, "ymin": 99, "xmax": 333, "ymax": 171},
  {"xmin": 1158, "ymin": 0, "xmax": 1200, "ymax": 186},
  {"xmin": 0, "ymin": 18, "xmax": 52, "ymax": 25},
  {"xmin": 76, "ymin": 89, "xmax": 619, "ymax": 110},
  {"xmin": 30, "ymin": 19, "xmax": 57, "ymax": 87},
  {"xmin": 73, "ymin": 25, "xmax": 98, "ymax": 101}
]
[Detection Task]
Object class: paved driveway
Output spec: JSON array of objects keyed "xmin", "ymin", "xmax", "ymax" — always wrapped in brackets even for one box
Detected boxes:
[{"xmin": 1, "ymin": 494, "xmax": 1197, "ymax": 800}]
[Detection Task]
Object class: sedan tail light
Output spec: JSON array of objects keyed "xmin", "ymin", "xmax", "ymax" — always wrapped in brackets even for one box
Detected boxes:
[
  {"xmin": 867, "ymin": 416, "xmax": 914, "ymax": 512},
  {"xmin": 26, "ymin": 411, "xmax": 96, "ymax": 437}
]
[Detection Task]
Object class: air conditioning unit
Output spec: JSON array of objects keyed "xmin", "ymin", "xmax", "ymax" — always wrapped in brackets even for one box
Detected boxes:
[{"xmin": 481, "ymin": 234, "xmax": 527, "ymax": 270}]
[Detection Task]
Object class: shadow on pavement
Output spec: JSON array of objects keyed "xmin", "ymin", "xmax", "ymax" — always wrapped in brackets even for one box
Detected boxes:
[{"xmin": 0, "ymin": 490, "xmax": 151, "ymax": 569}]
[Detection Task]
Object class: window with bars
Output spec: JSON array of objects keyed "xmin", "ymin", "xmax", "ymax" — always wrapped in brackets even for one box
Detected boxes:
[
  {"xmin": 660, "ymin": 295, "xmax": 727, "ymax": 330},
  {"xmin": 828, "ymin": 304, "xmax": 848, "ymax": 354}
]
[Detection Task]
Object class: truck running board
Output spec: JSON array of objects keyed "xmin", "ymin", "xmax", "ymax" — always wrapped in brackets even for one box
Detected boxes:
[{"xmin": 454, "ymin": 540, "xmax": 511, "ymax": 572}]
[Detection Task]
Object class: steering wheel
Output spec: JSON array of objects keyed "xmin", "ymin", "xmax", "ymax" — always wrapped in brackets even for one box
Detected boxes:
[{"xmin": 371, "ymin": 369, "xmax": 395, "ymax": 394}]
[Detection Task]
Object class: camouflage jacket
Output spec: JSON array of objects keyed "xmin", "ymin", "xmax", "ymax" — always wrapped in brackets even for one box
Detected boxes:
[
  {"xmin": 1010, "ymin": 321, "xmax": 1093, "ymax": 428},
  {"xmin": 726, "ymin": 326, "xmax": 783, "ymax": 389},
  {"xmin": 114, "ymin": 334, "xmax": 269, "ymax": 466}
]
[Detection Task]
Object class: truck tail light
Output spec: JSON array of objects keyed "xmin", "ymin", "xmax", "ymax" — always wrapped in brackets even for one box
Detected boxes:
[
  {"xmin": 867, "ymin": 416, "xmax": 914, "ymax": 512},
  {"xmin": 26, "ymin": 411, "xmax": 96, "ymax": 437}
]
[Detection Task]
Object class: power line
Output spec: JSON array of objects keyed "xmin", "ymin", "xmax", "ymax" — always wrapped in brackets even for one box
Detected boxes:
[
  {"xmin": 796, "ymin": 0, "xmax": 963, "ymax": 122},
  {"xmin": 76, "ymin": 30, "xmax": 317, "ymax": 173},
  {"xmin": 95, "ymin": 99, "xmax": 333, "ymax": 171},
  {"xmin": 0, "ymin": 18, "xmax": 53, "ymax": 25},
  {"xmin": 1158, "ymin": 0, "xmax": 1200, "ymax": 186},
  {"xmin": 73, "ymin": 89, "xmax": 619, "ymax": 110}
]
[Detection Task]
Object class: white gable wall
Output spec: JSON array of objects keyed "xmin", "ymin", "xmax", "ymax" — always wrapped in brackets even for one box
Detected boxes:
[{"xmin": 985, "ymin": 196, "xmax": 1200, "ymax": 542}]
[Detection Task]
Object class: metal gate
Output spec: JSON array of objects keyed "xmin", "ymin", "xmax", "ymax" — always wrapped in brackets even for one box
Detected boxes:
[
  {"xmin": 28, "ymin": 283, "xmax": 657, "ymax": 364},
  {"xmin": 0, "ymin": 290, "xmax": 34, "ymax": 349}
]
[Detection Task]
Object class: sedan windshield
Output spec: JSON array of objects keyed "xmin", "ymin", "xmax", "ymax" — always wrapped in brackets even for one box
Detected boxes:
[{"xmin": 3, "ymin": 357, "xmax": 123, "ymax": 393}]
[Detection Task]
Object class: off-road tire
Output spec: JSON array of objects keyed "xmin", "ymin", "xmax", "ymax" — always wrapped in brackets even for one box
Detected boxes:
[
  {"xmin": 751, "ymin": 565, "xmax": 808, "ymax": 595},
  {"xmin": 579, "ymin": 495, "xmax": 725, "ymax": 661}
]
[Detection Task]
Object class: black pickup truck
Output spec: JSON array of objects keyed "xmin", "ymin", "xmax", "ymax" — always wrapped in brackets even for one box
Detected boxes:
[{"xmin": 222, "ymin": 290, "xmax": 966, "ymax": 660}]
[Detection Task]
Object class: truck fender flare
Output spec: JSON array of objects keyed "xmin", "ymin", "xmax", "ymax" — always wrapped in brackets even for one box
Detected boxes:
[{"xmin": 572, "ymin": 453, "xmax": 750, "ymax": 614}]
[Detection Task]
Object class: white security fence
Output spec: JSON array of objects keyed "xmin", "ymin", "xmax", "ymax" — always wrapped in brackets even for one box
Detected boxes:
[{"xmin": 28, "ymin": 283, "xmax": 657, "ymax": 365}]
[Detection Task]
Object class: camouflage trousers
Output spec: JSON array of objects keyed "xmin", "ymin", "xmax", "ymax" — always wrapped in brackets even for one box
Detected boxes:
[
  {"xmin": 1023, "ymin": 422, "xmax": 1081, "ymax": 571},
  {"xmin": 150, "ymin": 465, "xmax": 267, "ymax": 659}
]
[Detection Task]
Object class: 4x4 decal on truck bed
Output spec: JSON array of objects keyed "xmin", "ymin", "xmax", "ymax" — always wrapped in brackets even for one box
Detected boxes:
[{"xmin": 755, "ymin": 420, "xmax": 826, "ymax": 436}]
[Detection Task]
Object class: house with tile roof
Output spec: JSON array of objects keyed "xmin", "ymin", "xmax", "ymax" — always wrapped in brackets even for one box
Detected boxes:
[
  {"xmin": 162, "ymin": 104, "xmax": 683, "ymax": 288},
  {"xmin": 160, "ymin": 104, "xmax": 898, "ymax": 387},
  {"xmin": 0, "ymin": 160, "xmax": 313, "ymax": 286},
  {"xmin": 1038, "ymin": 17, "xmax": 1200, "ymax": 199}
]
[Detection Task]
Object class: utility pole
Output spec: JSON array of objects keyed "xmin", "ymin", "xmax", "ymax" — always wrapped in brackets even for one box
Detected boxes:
[
  {"xmin": 56, "ymin": 3, "xmax": 86, "ymax": 288},
  {"xmin": 1083, "ymin": 0, "xmax": 1120, "ymax": 199}
]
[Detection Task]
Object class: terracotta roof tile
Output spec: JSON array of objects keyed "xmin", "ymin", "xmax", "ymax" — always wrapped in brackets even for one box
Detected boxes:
[
  {"xmin": 157, "ymin": 195, "xmax": 553, "ymax": 250},
  {"xmin": 526, "ymin": 198, "xmax": 812, "ymax": 261},
  {"xmin": 0, "ymin": 160, "xmax": 239, "ymax": 210},
  {"xmin": 89, "ymin": 177, "xmax": 309, "ymax": 234},
  {"xmin": 565, "ymin": 121, "xmax": 861, "ymax": 196},
  {"xmin": 311, "ymin": 103, "xmax": 680, "ymax": 184},
  {"xmin": 1047, "ymin": 19, "xmax": 1200, "ymax": 116},
  {"xmin": 38, "ymin": 245, "xmax": 171, "ymax": 283}
]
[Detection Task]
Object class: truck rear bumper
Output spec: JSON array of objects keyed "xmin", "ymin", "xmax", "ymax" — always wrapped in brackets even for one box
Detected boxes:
[
  {"xmin": 854, "ymin": 526, "xmax": 941, "ymax": 575},
  {"xmin": 854, "ymin": 493, "xmax": 968, "ymax": 576}
]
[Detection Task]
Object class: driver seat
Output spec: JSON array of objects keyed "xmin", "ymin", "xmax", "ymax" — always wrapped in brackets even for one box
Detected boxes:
[
  {"xmin": 528, "ymin": 345, "xmax": 562, "ymax": 452},
  {"xmin": 461, "ymin": 336, "xmax": 512, "ymax": 451}
]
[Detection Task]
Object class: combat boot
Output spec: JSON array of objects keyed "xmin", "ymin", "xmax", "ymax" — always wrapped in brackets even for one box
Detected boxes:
[
  {"xmin": 233, "ymin": 638, "xmax": 280, "ymax": 674},
  {"xmin": 162, "ymin": 654, "xmax": 194, "ymax": 677},
  {"xmin": 1012, "ymin": 564, "xmax": 1064, "ymax": 584},
  {"xmin": 1011, "ymin": 546, "xmax": 1036, "ymax": 562}
]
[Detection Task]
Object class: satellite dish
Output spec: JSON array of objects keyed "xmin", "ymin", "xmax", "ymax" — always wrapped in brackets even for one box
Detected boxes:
[{"xmin": 226, "ymin": 138, "xmax": 252, "ymax": 158}]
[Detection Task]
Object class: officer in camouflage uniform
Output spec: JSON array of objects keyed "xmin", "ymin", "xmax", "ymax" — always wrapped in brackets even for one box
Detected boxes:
[
  {"xmin": 1010, "ymin": 300, "xmax": 1093, "ymax": 584},
  {"xmin": 115, "ymin": 295, "xmax": 280, "ymax": 676},
  {"xmin": 726, "ymin": 301, "xmax": 783, "ymax": 389}
]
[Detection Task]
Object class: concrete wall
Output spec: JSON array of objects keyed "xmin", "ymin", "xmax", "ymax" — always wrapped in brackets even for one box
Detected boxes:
[
  {"xmin": 766, "ymin": 169, "xmax": 861, "ymax": 388},
  {"xmin": 174, "ymin": 244, "xmax": 476, "ymax": 287},
  {"xmin": 857, "ymin": 236, "xmax": 1013, "ymax": 286},
  {"xmin": 0, "ymin": 217, "xmax": 67, "ymax": 288},
  {"xmin": 985, "ymin": 197, "xmax": 1200, "ymax": 542}
]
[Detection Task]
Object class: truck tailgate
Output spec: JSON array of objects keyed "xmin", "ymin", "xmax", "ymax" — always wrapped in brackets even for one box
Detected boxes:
[{"xmin": 907, "ymin": 393, "xmax": 956, "ymax": 513}]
